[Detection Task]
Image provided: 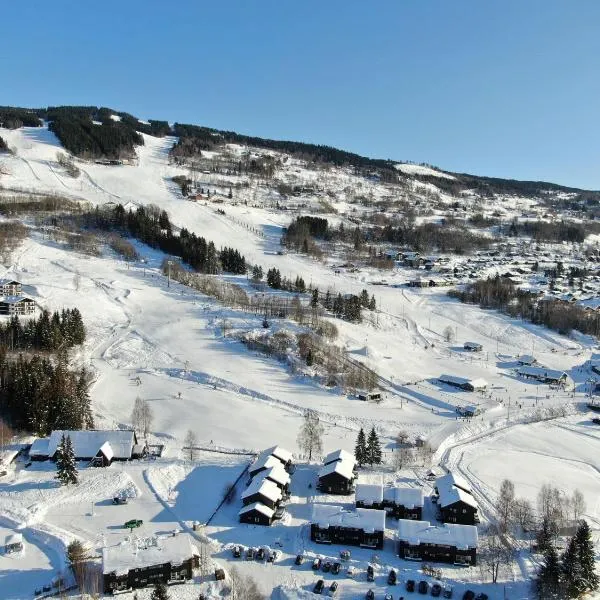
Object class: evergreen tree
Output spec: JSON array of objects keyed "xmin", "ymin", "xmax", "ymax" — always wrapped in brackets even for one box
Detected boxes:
[
  {"xmin": 575, "ymin": 520, "xmax": 599, "ymax": 594},
  {"xmin": 150, "ymin": 582, "xmax": 170, "ymax": 600},
  {"xmin": 354, "ymin": 428, "xmax": 367, "ymax": 466},
  {"xmin": 360, "ymin": 289, "xmax": 370, "ymax": 308},
  {"xmin": 56, "ymin": 434, "xmax": 78, "ymax": 485},
  {"xmin": 311, "ymin": 288, "xmax": 319, "ymax": 308},
  {"xmin": 536, "ymin": 546, "xmax": 563, "ymax": 599},
  {"xmin": 562, "ymin": 536, "xmax": 582, "ymax": 598},
  {"xmin": 366, "ymin": 427, "xmax": 382, "ymax": 466},
  {"xmin": 324, "ymin": 290, "xmax": 332, "ymax": 310},
  {"xmin": 369, "ymin": 295, "xmax": 376, "ymax": 310},
  {"xmin": 537, "ymin": 516, "xmax": 557, "ymax": 554}
]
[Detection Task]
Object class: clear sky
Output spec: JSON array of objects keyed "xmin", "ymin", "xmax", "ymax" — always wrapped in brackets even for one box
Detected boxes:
[{"xmin": 2, "ymin": 1, "xmax": 599, "ymax": 189}]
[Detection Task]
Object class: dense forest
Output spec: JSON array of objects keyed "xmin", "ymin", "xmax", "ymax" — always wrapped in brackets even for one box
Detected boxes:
[
  {"xmin": 0, "ymin": 106, "xmax": 42, "ymax": 129},
  {"xmin": 88, "ymin": 204, "xmax": 247, "ymax": 274},
  {"xmin": 505, "ymin": 219, "xmax": 600, "ymax": 244},
  {"xmin": 0, "ymin": 352, "xmax": 93, "ymax": 434},
  {"xmin": 0, "ymin": 309, "xmax": 85, "ymax": 352},
  {"xmin": 449, "ymin": 275, "xmax": 600, "ymax": 338}
]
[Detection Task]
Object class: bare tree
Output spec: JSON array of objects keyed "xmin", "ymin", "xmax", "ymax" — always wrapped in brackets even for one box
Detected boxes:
[
  {"xmin": 73, "ymin": 271, "xmax": 81, "ymax": 292},
  {"xmin": 131, "ymin": 396, "xmax": 153, "ymax": 439},
  {"xmin": 297, "ymin": 410, "xmax": 324, "ymax": 461},
  {"xmin": 183, "ymin": 430, "xmax": 198, "ymax": 461},
  {"xmin": 228, "ymin": 567, "xmax": 264, "ymax": 600},
  {"xmin": 571, "ymin": 489, "xmax": 586, "ymax": 524},
  {"xmin": 396, "ymin": 430, "xmax": 410, "ymax": 447},
  {"xmin": 392, "ymin": 446, "xmax": 414, "ymax": 471},
  {"xmin": 478, "ymin": 524, "xmax": 514, "ymax": 584},
  {"xmin": 141, "ymin": 400, "xmax": 153, "ymax": 439},
  {"xmin": 443, "ymin": 326, "xmax": 455, "ymax": 343},
  {"xmin": 497, "ymin": 479, "xmax": 515, "ymax": 532},
  {"xmin": 513, "ymin": 497, "xmax": 535, "ymax": 532}
]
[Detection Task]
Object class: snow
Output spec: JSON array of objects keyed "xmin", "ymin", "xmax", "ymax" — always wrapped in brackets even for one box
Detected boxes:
[
  {"xmin": 311, "ymin": 504, "xmax": 386, "ymax": 533},
  {"xmin": 238, "ymin": 502, "xmax": 274, "ymax": 519},
  {"xmin": 355, "ymin": 482, "xmax": 383, "ymax": 505},
  {"xmin": 436, "ymin": 472, "xmax": 479, "ymax": 509},
  {"xmin": 397, "ymin": 519, "xmax": 478, "ymax": 550},
  {"xmin": 318, "ymin": 459, "xmax": 355, "ymax": 481},
  {"xmin": 261, "ymin": 465, "xmax": 290, "ymax": 488},
  {"xmin": 263, "ymin": 445, "xmax": 293, "ymax": 465},
  {"xmin": 98, "ymin": 441, "xmax": 114, "ymax": 462},
  {"xmin": 384, "ymin": 487, "xmax": 424, "ymax": 509},
  {"xmin": 395, "ymin": 163, "xmax": 456, "ymax": 180},
  {"xmin": 241, "ymin": 476, "xmax": 282, "ymax": 504},
  {"xmin": 249, "ymin": 454, "xmax": 281, "ymax": 477},
  {"xmin": 45, "ymin": 430, "xmax": 136, "ymax": 460},
  {"xmin": 516, "ymin": 365, "xmax": 567, "ymax": 381},
  {"xmin": 102, "ymin": 534, "xmax": 196, "ymax": 575},
  {"xmin": 323, "ymin": 448, "xmax": 356, "ymax": 466}
]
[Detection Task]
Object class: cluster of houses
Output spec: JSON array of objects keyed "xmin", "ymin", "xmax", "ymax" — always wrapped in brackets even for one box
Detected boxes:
[
  {"xmin": 308, "ymin": 457, "xmax": 480, "ymax": 567},
  {"xmin": 238, "ymin": 446, "xmax": 293, "ymax": 526},
  {"xmin": 29, "ymin": 429, "xmax": 144, "ymax": 465},
  {"xmin": 0, "ymin": 279, "xmax": 36, "ymax": 316}
]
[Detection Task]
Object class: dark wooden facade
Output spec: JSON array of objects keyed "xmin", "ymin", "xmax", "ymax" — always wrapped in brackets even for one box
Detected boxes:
[
  {"xmin": 239, "ymin": 506, "xmax": 273, "ymax": 526},
  {"xmin": 317, "ymin": 471, "xmax": 354, "ymax": 495},
  {"xmin": 310, "ymin": 523, "xmax": 384, "ymax": 550},
  {"xmin": 398, "ymin": 540, "xmax": 476, "ymax": 566},
  {"xmin": 440, "ymin": 501, "xmax": 478, "ymax": 526}
]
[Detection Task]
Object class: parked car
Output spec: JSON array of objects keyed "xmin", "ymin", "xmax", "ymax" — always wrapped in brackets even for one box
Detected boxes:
[
  {"xmin": 332, "ymin": 562, "xmax": 341, "ymax": 575},
  {"xmin": 329, "ymin": 582, "xmax": 338, "ymax": 596},
  {"xmin": 268, "ymin": 550, "xmax": 278, "ymax": 563},
  {"xmin": 232, "ymin": 545, "xmax": 242, "ymax": 558},
  {"xmin": 418, "ymin": 581, "xmax": 429, "ymax": 594},
  {"xmin": 474, "ymin": 595, "xmax": 488, "ymax": 600},
  {"xmin": 443, "ymin": 586, "xmax": 453, "ymax": 598},
  {"xmin": 312, "ymin": 558, "xmax": 322, "ymax": 570},
  {"xmin": 322, "ymin": 561, "xmax": 332, "ymax": 572},
  {"xmin": 388, "ymin": 569, "xmax": 397, "ymax": 585},
  {"xmin": 406, "ymin": 580, "xmax": 416, "ymax": 593},
  {"xmin": 113, "ymin": 496, "xmax": 128, "ymax": 505},
  {"xmin": 462, "ymin": 592, "xmax": 475, "ymax": 600},
  {"xmin": 346, "ymin": 566, "xmax": 355, "ymax": 578},
  {"xmin": 314, "ymin": 580, "xmax": 325, "ymax": 595},
  {"xmin": 431, "ymin": 583, "xmax": 442, "ymax": 597},
  {"xmin": 340, "ymin": 550, "xmax": 351, "ymax": 561},
  {"xmin": 366, "ymin": 590, "xmax": 375, "ymax": 600},
  {"xmin": 124, "ymin": 519, "xmax": 142, "ymax": 529},
  {"xmin": 246, "ymin": 547, "xmax": 255, "ymax": 560},
  {"xmin": 367, "ymin": 564, "xmax": 375, "ymax": 582},
  {"xmin": 295, "ymin": 553, "xmax": 304, "ymax": 565},
  {"xmin": 256, "ymin": 547, "xmax": 266, "ymax": 561}
]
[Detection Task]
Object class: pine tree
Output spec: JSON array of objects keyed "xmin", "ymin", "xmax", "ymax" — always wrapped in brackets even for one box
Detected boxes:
[
  {"xmin": 150, "ymin": 581, "xmax": 170, "ymax": 600},
  {"xmin": 311, "ymin": 288, "xmax": 319, "ymax": 308},
  {"xmin": 354, "ymin": 428, "xmax": 367, "ymax": 467},
  {"xmin": 537, "ymin": 516, "xmax": 557, "ymax": 554},
  {"xmin": 366, "ymin": 427, "xmax": 382, "ymax": 466},
  {"xmin": 575, "ymin": 520, "xmax": 599, "ymax": 594},
  {"xmin": 56, "ymin": 435, "xmax": 78, "ymax": 486},
  {"xmin": 369, "ymin": 295, "xmax": 376, "ymax": 310},
  {"xmin": 562, "ymin": 536, "xmax": 582, "ymax": 597},
  {"xmin": 55, "ymin": 433, "xmax": 68, "ymax": 485},
  {"xmin": 537, "ymin": 546, "xmax": 563, "ymax": 599}
]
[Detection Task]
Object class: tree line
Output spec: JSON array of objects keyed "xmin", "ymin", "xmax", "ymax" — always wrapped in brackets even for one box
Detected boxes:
[
  {"xmin": 0, "ymin": 309, "xmax": 85, "ymax": 352},
  {"xmin": 449, "ymin": 275, "xmax": 600, "ymax": 338},
  {"xmin": 0, "ymin": 106, "xmax": 42, "ymax": 128},
  {"xmin": 0, "ymin": 351, "xmax": 93, "ymax": 434},
  {"xmin": 354, "ymin": 427, "xmax": 382, "ymax": 466},
  {"xmin": 506, "ymin": 219, "xmax": 600, "ymax": 244}
]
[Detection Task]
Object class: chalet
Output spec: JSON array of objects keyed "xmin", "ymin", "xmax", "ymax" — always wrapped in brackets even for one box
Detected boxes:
[
  {"xmin": 323, "ymin": 449, "xmax": 356, "ymax": 468},
  {"xmin": 590, "ymin": 361, "xmax": 600, "ymax": 376},
  {"xmin": 260, "ymin": 465, "xmax": 291, "ymax": 492},
  {"xmin": 383, "ymin": 487, "xmax": 424, "ymax": 520},
  {"xmin": 435, "ymin": 473, "xmax": 479, "ymax": 525},
  {"xmin": 438, "ymin": 374, "xmax": 488, "ymax": 392},
  {"xmin": 241, "ymin": 476, "xmax": 282, "ymax": 509},
  {"xmin": 357, "ymin": 391, "xmax": 382, "ymax": 402},
  {"xmin": 355, "ymin": 482, "xmax": 384, "ymax": 509},
  {"xmin": 402, "ymin": 251, "xmax": 422, "ymax": 267},
  {"xmin": 517, "ymin": 355, "xmax": 537, "ymax": 366},
  {"xmin": 311, "ymin": 504, "xmax": 385, "ymax": 550},
  {"xmin": 0, "ymin": 279, "xmax": 22, "ymax": 296},
  {"xmin": 318, "ymin": 450, "xmax": 356, "ymax": 495},
  {"xmin": 238, "ymin": 502, "xmax": 274, "ymax": 526},
  {"xmin": 0, "ymin": 296, "xmax": 36, "ymax": 316},
  {"xmin": 516, "ymin": 365, "xmax": 569, "ymax": 386},
  {"xmin": 248, "ymin": 453, "xmax": 282, "ymax": 479},
  {"xmin": 102, "ymin": 535, "xmax": 199, "ymax": 594},
  {"xmin": 463, "ymin": 342, "xmax": 483, "ymax": 352},
  {"xmin": 397, "ymin": 519, "xmax": 478, "ymax": 566},
  {"xmin": 262, "ymin": 445, "xmax": 293, "ymax": 470},
  {"xmin": 4, "ymin": 533, "xmax": 23, "ymax": 554},
  {"xmin": 31, "ymin": 430, "xmax": 137, "ymax": 463},
  {"xmin": 456, "ymin": 405, "xmax": 481, "ymax": 418}
]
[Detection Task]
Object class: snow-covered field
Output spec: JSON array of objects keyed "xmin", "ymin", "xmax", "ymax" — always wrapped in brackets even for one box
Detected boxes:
[{"xmin": 1, "ymin": 124, "xmax": 599, "ymax": 599}]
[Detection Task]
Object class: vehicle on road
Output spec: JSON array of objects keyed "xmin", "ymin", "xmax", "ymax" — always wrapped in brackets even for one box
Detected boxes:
[
  {"xmin": 443, "ymin": 586, "xmax": 453, "ymax": 598},
  {"xmin": 332, "ymin": 562, "xmax": 341, "ymax": 575},
  {"xmin": 329, "ymin": 582, "xmax": 338, "ymax": 596},
  {"xmin": 431, "ymin": 583, "xmax": 442, "ymax": 597},
  {"xmin": 314, "ymin": 580, "xmax": 325, "ymax": 594},
  {"xmin": 406, "ymin": 580, "xmax": 415, "ymax": 592},
  {"xmin": 232, "ymin": 545, "xmax": 242, "ymax": 558},
  {"xmin": 124, "ymin": 519, "xmax": 142, "ymax": 529},
  {"xmin": 322, "ymin": 561, "xmax": 332, "ymax": 572},
  {"xmin": 367, "ymin": 564, "xmax": 375, "ymax": 581},
  {"xmin": 366, "ymin": 590, "xmax": 375, "ymax": 600},
  {"xmin": 246, "ymin": 547, "xmax": 255, "ymax": 560},
  {"xmin": 388, "ymin": 569, "xmax": 397, "ymax": 585},
  {"xmin": 295, "ymin": 554, "xmax": 304, "ymax": 565},
  {"xmin": 346, "ymin": 566, "xmax": 356, "ymax": 578},
  {"xmin": 257, "ymin": 547, "xmax": 266, "ymax": 561},
  {"xmin": 462, "ymin": 592, "xmax": 475, "ymax": 600},
  {"xmin": 312, "ymin": 558, "xmax": 322, "ymax": 570},
  {"xmin": 418, "ymin": 581, "xmax": 429, "ymax": 594}
]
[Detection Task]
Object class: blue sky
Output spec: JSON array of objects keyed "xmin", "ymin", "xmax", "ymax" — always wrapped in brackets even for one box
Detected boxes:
[{"xmin": 2, "ymin": 1, "xmax": 599, "ymax": 189}]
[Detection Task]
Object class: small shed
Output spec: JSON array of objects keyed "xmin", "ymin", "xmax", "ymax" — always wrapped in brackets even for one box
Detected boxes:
[
  {"xmin": 5, "ymin": 533, "xmax": 24, "ymax": 554},
  {"xmin": 91, "ymin": 441, "xmax": 114, "ymax": 467},
  {"xmin": 357, "ymin": 391, "xmax": 382, "ymax": 402},
  {"xmin": 463, "ymin": 342, "xmax": 483, "ymax": 352}
]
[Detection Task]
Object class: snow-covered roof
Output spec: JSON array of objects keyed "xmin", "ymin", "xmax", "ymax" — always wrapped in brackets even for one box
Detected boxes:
[
  {"xmin": 355, "ymin": 483, "xmax": 383, "ymax": 505},
  {"xmin": 463, "ymin": 341, "xmax": 482, "ymax": 348},
  {"xmin": 318, "ymin": 459, "xmax": 355, "ymax": 482},
  {"xmin": 47, "ymin": 430, "xmax": 136, "ymax": 460},
  {"xmin": 0, "ymin": 295, "xmax": 35, "ymax": 304},
  {"xmin": 102, "ymin": 535, "xmax": 196, "ymax": 575},
  {"xmin": 517, "ymin": 365, "xmax": 567, "ymax": 381},
  {"xmin": 241, "ymin": 476, "xmax": 282, "ymax": 504},
  {"xmin": 98, "ymin": 441, "xmax": 114, "ymax": 461},
  {"xmin": 5, "ymin": 533, "xmax": 23, "ymax": 546},
  {"xmin": 29, "ymin": 437, "xmax": 50, "ymax": 457},
  {"xmin": 323, "ymin": 449, "xmax": 356, "ymax": 467},
  {"xmin": 0, "ymin": 279, "xmax": 20, "ymax": 286},
  {"xmin": 517, "ymin": 354, "xmax": 536, "ymax": 365},
  {"xmin": 261, "ymin": 465, "xmax": 290, "ymax": 487},
  {"xmin": 436, "ymin": 473, "xmax": 478, "ymax": 509},
  {"xmin": 397, "ymin": 519, "xmax": 478, "ymax": 549},
  {"xmin": 263, "ymin": 445, "xmax": 293, "ymax": 465},
  {"xmin": 248, "ymin": 453, "xmax": 281, "ymax": 475},
  {"xmin": 311, "ymin": 504, "xmax": 385, "ymax": 533},
  {"xmin": 439, "ymin": 374, "xmax": 487, "ymax": 390},
  {"xmin": 469, "ymin": 378, "xmax": 488, "ymax": 390},
  {"xmin": 239, "ymin": 502, "xmax": 274, "ymax": 519},
  {"xmin": 383, "ymin": 486, "xmax": 424, "ymax": 508}
]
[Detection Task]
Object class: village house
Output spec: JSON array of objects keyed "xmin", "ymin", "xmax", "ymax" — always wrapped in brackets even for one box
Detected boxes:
[
  {"xmin": 102, "ymin": 535, "xmax": 199, "ymax": 594},
  {"xmin": 263, "ymin": 445, "xmax": 293, "ymax": 471},
  {"xmin": 517, "ymin": 354, "xmax": 537, "ymax": 366},
  {"xmin": 0, "ymin": 279, "xmax": 22, "ymax": 296},
  {"xmin": 516, "ymin": 365, "xmax": 569, "ymax": 386},
  {"xmin": 463, "ymin": 341, "xmax": 483, "ymax": 352},
  {"xmin": 260, "ymin": 464, "xmax": 291, "ymax": 492},
  {"xmin": 241, "ymin": 476, "xmax": 282, "ymax": 509},
  {"xmin": 4, "ymin": 533, "xmax": 24, "ymax": 554},
  {"xmin": 0, "ymin": 296, "xmax": 36, "ymax": 316},
  {"xmin": 311, "ymin": 504, "xmax": 385, "ymax": 549},
  {"xmin": 317, "ymin": 450, "xmax": 357, "ymax": 495},
  {"xmin": 438, "ymin": 374, "xmax": 488, "ymax": 392},
  {"xmin": 29, "ymin": 430, "xmax": 139, "ymax": 465},
  {"xmin": 435, "ymin": 473, "xmax": 479, "ymax": 525},
  {"xmin": 355, "ymin": 481, "xmax": 423, "ymax": 520},
  {"xmin": 238, "ymin": 502, "xmax": 275, "ymax": 526},
  {"xmin": 397, "ymin": 519, "xmax": 478, "ymax": 566},
  {"xmin": 248, "ymin": 453, "xmax": 283, "ymax": 479}
]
